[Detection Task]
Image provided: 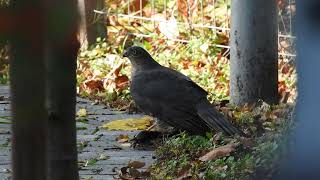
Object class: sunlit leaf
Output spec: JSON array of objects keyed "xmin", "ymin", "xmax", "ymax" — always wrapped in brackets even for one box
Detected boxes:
[
  {"xmin": 101, "ymin": 116, "xmax": 153, "ymax": 131},
  {"xmin": 76, "ymin": 108, "xmax": 87, "ymax": 117}
]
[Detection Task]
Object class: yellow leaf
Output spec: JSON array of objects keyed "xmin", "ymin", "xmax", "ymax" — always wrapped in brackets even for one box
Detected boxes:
[
  {"xmin": 77, "ymin": 108, "xmax": 87, "ymax": 117},
  {"xmin": 101, "ymin": 116, "xmax": 153, "ymax": 131}
]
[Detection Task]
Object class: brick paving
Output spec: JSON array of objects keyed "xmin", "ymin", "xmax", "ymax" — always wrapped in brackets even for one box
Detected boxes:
[{"xmin": 0, "ymin": 86, "xmax": 154, "ymax": 180}]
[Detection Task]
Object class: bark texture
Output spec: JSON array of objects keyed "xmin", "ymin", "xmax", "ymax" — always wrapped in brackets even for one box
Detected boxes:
[
  {"xmin": 10, "ymin": 1, "xmax": 48, "ymax": 179},
  {"xmin": 46, "ymin": 0, "xmax": 80, "ymax": 179},
  {"xmin": 78, "ymin": 0, "xmax": 107, "ymax": 49}
]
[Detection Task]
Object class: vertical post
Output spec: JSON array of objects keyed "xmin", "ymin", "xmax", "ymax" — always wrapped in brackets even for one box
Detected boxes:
[
  {"xmin": 78, "ymin": 0, "xmax": 107, "ymax": 49},
  {"xmin": 10, "ymin": 1, "xmax": 47, "ymax": 179},
  {"xmin": 46, "ymin": 0, "xmax": 80, "ymax": 179},
  {"xmin": 280, "ymin": 1, "xmax": 320, "ymax": 178},
  {"xmin": 230, "ymin": 0, "xmax": 278, "ymax": 106}
]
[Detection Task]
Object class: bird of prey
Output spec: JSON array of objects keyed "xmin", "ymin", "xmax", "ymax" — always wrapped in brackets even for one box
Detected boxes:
[{"xmin": 123, "ymin": 46, "xmax": 243, "ymax": 136}]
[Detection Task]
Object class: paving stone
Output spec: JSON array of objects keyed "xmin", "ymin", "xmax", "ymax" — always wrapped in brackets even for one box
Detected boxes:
[
  {"xmin": 80, "ymin": 174, "xmax": 115, "ymax": 180},
  {"xmin": 0, "ymin": 85, "xmax": 155, "ymax": 179}
]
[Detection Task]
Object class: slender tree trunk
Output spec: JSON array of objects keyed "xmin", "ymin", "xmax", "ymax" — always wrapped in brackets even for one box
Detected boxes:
[
  {"xmin": 9, "ymin": 1, "xmax": 47, "ymax": 179},
  {"xmin": 230, "ymin": 0, "xmax": 279, "ymax": 106},
  {"xmin": 280, "ymin": 1, "xmax": 320, "ymax": 178},
  {"xmin": 46, "ymin": 0, "xmax": 80, "ymax": 179},
  {"xmin": 78, "ymin": 0, "xmax": 107, "ymax": 49}
]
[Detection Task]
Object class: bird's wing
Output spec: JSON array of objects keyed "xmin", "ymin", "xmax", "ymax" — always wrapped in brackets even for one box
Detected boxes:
[
  {"xmin": 131, "ymin": 67, "xmax": 207, "ymax": 108},
  {"xmin": 130, "ymin": 67, "xmax": 212, "ymax": 133}
]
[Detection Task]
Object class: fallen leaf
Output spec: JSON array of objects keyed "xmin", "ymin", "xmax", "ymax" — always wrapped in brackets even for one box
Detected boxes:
[
  {"xmin": 98, "ymin": 154, "xmax": 110, "ymax": 160},
  {"xmin": 177, "ymin": 164, "xmax": 192, "ymax": 179},
  {"xmin": 76, "ymin": 108, "xmax": 87, "ymax": 117},
  {"xmin": 103, "ymin": 61, "xmax": 129, "ymax": 93},
  {"xmin": 101, "ymin": 116, "xmax": 153, "ymax": 131},
  {"xmin": 177, "ymin": 0, "xmax": 198, "ymax": 20},
  {"xmin": 115, "ymin": 75, "xmax": 129, "ymax": 90},
  {"xmin": 81, "ymin": 79, "xmax": 104, "ymax": 94},
  {"xmin": 128, "ymin": 168, "xmax": 141, "ymax": 178},
  {"xmin": 120, "ymin": 143, "xmax": 131, "ymax": 147},
  {"xmin": 128, "ymin": 161, "xmax": 146, "ymax": 169},
  {"xmin": 239, "ymin": 137, "xmax": 254, "ymax": 149},
  {"xmin": 199, "ymin": 143, "xmax": 239, "ymax": 161},
  {"xmin": 116, "ymin": 134, "xmax": 130, "ymax": 143}
]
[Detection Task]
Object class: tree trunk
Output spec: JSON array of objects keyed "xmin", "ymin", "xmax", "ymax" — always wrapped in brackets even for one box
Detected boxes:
[
  {"xmin": 46, "ymin": 0, "xmax": 80, "ymax": 179},
  {"xmin": 280, "ymin": 1, "xmax": 320, "ymax": 178},
  {"xmin": 10, "ymin": 1, "xmax": 47, "ymax": 179},
  {"xmin": 78, "ymin": 0, "xmax": 107, "ymax": 49},
  {"xmin": 230, "ymin": 0, "xmax": 279, "ymax": 106}
]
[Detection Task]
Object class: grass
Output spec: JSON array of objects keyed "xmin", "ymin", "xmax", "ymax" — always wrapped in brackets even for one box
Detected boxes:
[{"xmin": 149, "ymin": 104, "xmax": 293, "ymax": 179}]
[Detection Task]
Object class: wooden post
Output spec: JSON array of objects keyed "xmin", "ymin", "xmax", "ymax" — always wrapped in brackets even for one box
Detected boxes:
[
  {"xmin": 78, "ymin": 0, "xmax": 107, "ymax": 49},
  {"xmin": 9, "ymin": 1, "xmax": 47, "ymax": 179},
  {"xmin": 46, "ymin": 0, "xmax": 80, "ymax": 179}
]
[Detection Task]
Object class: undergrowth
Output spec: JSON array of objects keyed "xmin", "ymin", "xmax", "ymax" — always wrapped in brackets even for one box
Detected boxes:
[{"xmin": 150, "ymin": 103, "xmax": 294, "ymax": 179}]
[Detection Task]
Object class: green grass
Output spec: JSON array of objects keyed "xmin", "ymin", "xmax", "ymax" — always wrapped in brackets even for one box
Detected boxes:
[{"xmin": 150, "ymin": 106, "xmax": 292, "ymax": 179}]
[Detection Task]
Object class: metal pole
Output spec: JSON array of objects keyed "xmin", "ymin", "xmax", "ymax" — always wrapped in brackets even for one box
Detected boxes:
[{"xmin": 230, "ymin": 0, "xmax": 278, "ymax": 105}]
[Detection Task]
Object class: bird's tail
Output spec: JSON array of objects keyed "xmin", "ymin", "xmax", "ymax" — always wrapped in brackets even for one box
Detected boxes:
[{"xmin": 196, "ymin": 100, "xmax": 244, "ymax": 136}]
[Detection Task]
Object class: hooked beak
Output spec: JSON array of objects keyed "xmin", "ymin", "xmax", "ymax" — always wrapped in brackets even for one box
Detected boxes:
[{"xmin": 123, "ymin": 50, "xmax": 129, "ymax": 58}]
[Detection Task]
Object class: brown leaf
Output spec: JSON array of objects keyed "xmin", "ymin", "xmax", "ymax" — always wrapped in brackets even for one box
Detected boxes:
[
  {"xmin": 128, "ymin": 167, "xmax": 141, "ymax": 178},
  {"xmin": 128, "ymin": 161, "xmax": 146, "ymax": 169},
  {"xmin": 143, "ymin": 6, "xmax": 152, "ymax": 17},
  {"xmin": 177, "ymin": 164, "xmax": 192, "ymax": 179},
  {"xmin": 81, "ymin": 79, "xmax": 104, "ymax": 94},
  {"xmin": 242, "ymin": 103, "xmax": 256, "ymax": 112},
  {"xmin": 182, "ymin": 60, "xmax": 191, "ymax": 69},
  {"xmin": 103, "ymin": 62, "xmax": 128, "ymax": 92},
  {"xmin": 199, "ymin": 143, "xmax": 239, "ymax": 161},
  {"xmin": 177, "ymin": 0, "xmax": 198, "ymax": 20},
  {"xmin": 116, "ymin": 134, "xmax": 129, "ymax": 143},
  {"xmin": 129, "ymin": 0, "xmax": 147, "ymax": 12},
  {"xmin": 115, "ymin": 75, "xmax": 129, "ymax": 90},
  {"xmin": 239, "ymin": 137, "xmax": 254, "ymax": 149}
]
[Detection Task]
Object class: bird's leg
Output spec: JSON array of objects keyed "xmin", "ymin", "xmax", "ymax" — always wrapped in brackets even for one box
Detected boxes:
[
  {"xmin": 148, "ymin": 118, "xmax": 176, "ymax": 133},
  {"xmin": 131, "ymin": 118, "xmax": 178, "ymax": 149}
]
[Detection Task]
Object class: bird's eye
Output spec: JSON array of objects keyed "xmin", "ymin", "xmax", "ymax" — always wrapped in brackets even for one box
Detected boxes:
[{"xmin": 132, "ymin": 49, "xmax": 137, "ymax": 55}]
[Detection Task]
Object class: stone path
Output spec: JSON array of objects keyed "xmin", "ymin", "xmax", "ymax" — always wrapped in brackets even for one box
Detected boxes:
[{"xmin": 0, "ymin": 86, "xmax": 155, "ymax": 180}]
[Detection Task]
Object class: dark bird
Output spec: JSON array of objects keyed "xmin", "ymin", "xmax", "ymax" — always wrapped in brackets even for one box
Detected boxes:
[{"xmin": 123, "ymin": 46, "xmax": 243, "ymax": 136}]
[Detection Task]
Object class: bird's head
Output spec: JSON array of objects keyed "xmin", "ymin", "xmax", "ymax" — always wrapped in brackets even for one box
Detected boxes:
[
  {"xmin": 123, "ymin": 46, "xmax": 150, "ymax": 59},
  {"xmin": 123, "ymin": 46, "xmax": 159, "ymax": 68}
]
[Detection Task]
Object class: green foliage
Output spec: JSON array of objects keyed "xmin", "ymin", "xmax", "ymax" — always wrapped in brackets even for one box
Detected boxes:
[
  {"xmin": 150, "ymin": 104, "xmax": 293, "ymax": 179},
  {"xmin": 0, "ymin": 46, "xmax": 9, "ymax": 85}
]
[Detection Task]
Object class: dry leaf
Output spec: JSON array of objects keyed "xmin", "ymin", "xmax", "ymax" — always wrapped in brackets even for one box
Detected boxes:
[
  {"xmin": 177, "ymin": 164, "xmax": 192, "ymax": 179},
  {"xmin": 101, "ymin": 116, "xmax": 153, "ymax": 131},
  {"xmin": 128, "ymin": 161, "xmax": 146, "ymax": 169},
  {"xmin": 116, "ymin": 134, "xmax": 129, "ymax": 143},
  {"xmin": 103, "ymin": 61, "xmax": 129, "ymax": 93},
  {"xmin": 120, "ymin": 143, "xmax": 131, "ymax": 147},
  {"xmin": 76, "ymin": 108, "xmax": 87, "ymax": 117},
  {"xmin": 98, "ymin": 154, "xmax": 110, "ymax": 160},
  {"xmin": 199, "ymin": 143, "xmax": 239, "ymax": 161},
  {"xmin": 177, "ymin": 0, "xmax": 198, "ymax": 21},
  {"xmin": 81, "ymin": 79, "xmax": 104, "ymax": 94},
  {"xmin": 128, "ymin": 168, "xmax": 141, "ymax": 178},
  {"xmin": 239, "ymin": 137, "xmax": 254, "ymax": 149},
  {"xmin": 129, "ymin": 0, "xmax": 147, "ymax": 12}
]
